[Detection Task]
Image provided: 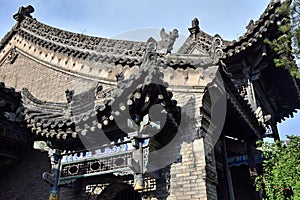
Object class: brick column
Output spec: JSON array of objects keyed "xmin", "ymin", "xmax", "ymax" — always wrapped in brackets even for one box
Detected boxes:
[{"xmin": 167, "ymin": 92, "xmax": 218, "ymax": 200}]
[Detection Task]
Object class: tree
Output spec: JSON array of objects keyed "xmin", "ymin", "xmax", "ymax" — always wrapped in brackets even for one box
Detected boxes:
[
  {"xmin": 265, "ymin": 0, "xmax": 300, "ymax": 78},
  {"xmin": 255, "ymin": 135, "xmax": 300, "ymax": 199}
]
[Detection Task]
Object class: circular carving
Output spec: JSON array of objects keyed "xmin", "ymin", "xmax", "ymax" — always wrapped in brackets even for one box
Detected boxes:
[
  {"xmin": 114, "ymin": 157, "xmax": 125, "ymax": 167},
  {"xmin": 91, "ymin": 161, "xmax": 101, "ymax": 171},
  {"xmin": 68, "ymin": 165, "xmax": 78, "ymax": 175}
]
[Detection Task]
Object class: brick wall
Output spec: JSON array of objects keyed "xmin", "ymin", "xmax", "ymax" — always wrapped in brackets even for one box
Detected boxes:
[
  {"xmin": 0, "ymin": 54, "xmax": 96, "ymax": 103},
  {"xmin": 168, "ymin": 140, "xmax": 207, "ymax": 200},
  {"xmin": 0, "ymin": 52, "xmax": 100, "ymax": 199}
]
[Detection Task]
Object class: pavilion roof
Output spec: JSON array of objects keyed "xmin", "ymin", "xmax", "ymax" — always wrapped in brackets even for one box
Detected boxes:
[
  {"xmin": 0, "ymin": 1, "xmax": 284, "ymax": 68},
  {"xmin": 0, "ymin": 0, "xmax": 298, "ymax": 143}
]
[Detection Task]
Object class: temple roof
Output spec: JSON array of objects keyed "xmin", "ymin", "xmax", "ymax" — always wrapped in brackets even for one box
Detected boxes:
[
  {"xmin": 0, "ymin": 0, "xmax": 299, "ymax": 143},
  {"xmin": 0, "ymin": 11, "xmax": 199, "ymax": 70},
  {"xmin": 0, "ymin": 4, "xmax": 147, "ymax": 66},
  {"xmin": 0, "ymin": 1, "xmax": 289, "ymax": 87},
  {"xmin": 0, "ymin": 1, "xmax": 285, "ymax": 69}
]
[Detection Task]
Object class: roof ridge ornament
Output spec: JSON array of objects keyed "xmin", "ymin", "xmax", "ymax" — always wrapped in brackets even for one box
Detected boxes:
[
  {"xmin": 143, "ymin": 37, "xmax": 158, "ymax": 66},
  {"xmin": 13, "ymin": 5, "xmax": 34, "ymax": 22},
  {"xmin": 188, "ymin": 18, "xmax": 200, "ymax": 39},
  {"xmin": 157, "ymin": 28, "xmax": 179, "ymax": 54},
  {"xmin": 210, "ymin": 34, "xmax": 224, "ymax": 63},
  {"xmin": 246, "ymin": 19, "xmax": 255, "ymax": 32}
]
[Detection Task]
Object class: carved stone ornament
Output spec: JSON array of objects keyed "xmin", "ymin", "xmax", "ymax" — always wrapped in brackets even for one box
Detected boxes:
[
  {"xmin": 210, "ymin": 35, "xmax": 223, "ymax": 63},
  {"xmin": 95, "ymin": 84, "xmax": 113, "ymax": 102},
  {"xmin": 7, "ymin": 48, "xmax": 18, "ymax": 64},
  {"xmin": 189, "ymin": 18, "xmax": 200, "ymax": 38},
  {"xmin": 246, "ymin": 19, "xmax": 255, "ymax": 32},
  {"xmin": 142, "ymin": 37, "xmax": 159, "ymax": 65},
  {"xmin": 157, "ymin": 28, "xmax": 179, "ymax": 54},
  {"xmin": 115, "ymin": 71, "xmax": 124, "ymax": 82},
  {"xmin": 65, "ymin": 89, "xmax": 74, "ymax": 103},
  {"xmin": 192, "ymin": 18, "xmax": 199, "ymax": 29},
  {"xmin": 13, "ymin": 5, "xmax": 34, "ymax": 21}
]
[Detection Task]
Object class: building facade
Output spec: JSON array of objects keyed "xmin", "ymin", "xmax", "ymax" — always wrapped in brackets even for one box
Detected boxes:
[{"xmin": 0, "ymin": 1, "xmax": 299, "ymax": 199}]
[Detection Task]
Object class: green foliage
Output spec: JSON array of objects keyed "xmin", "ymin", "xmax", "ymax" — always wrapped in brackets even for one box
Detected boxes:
[
  {"xmin": 255, "ymin": 135, "xmax": 300, "ymax": 199},
  {"xmin": 265, "ymin": 0, "xmax": 300, "ymax": 78}
]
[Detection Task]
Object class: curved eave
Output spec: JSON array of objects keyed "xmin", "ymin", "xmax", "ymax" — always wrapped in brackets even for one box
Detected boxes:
[
  {"xmin": 0, "ymin": 16, "xmax": 217, "ymax": 88},
  {"xmin": 220, "ymin": 70, "xmax": 264, "ymax": 137},
  {"xmin": 22, "ymin": 88, "xmax": 72, "ymax": 138},
  {"xmin": 0, "ymin": 25, "xmax": 18, "ymax": 52},
  {"xmin": 260, "ymin": 66, "xmax": 300, "ymax": 123},
  {"xmin": 21, "ymin": 88, "xmax": 100, "ymax": 140},
  {"xmin": 20, "ymin": 17, "xmax": 147, "ymax": 63},
  {"xmin": 222, "ymin": 0, "xmax": 283, "ymax": 58}
]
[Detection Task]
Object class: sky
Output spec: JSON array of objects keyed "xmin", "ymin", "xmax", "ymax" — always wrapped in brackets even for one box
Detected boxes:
[{"xmin": 0, "ymin": 0, "xmax": 299, "ymax": 139}]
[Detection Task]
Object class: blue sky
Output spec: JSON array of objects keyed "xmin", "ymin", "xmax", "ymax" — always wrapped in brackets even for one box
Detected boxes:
[{"xmin": 0, "ymin": 0, "xmax": 299, "ymax": 139}]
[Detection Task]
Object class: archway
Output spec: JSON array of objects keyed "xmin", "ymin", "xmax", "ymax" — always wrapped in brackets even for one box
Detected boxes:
[{"xmin": 97, "ymin": 183, "xmax": 142, "ymax": 200}]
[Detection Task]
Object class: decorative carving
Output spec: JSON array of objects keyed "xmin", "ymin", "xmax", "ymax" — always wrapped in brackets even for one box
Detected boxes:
[
  {"xmin": 195, "ymin": 128, "xmax": 204, "ymax": 139},
  {"xmin": 246, "ymin": 19, "xmax": 255, "ymax": 32},
  {"xmin": 165, "ymin": 170, "xmax": 171, "ymax": 194},
  {"xmin": 210, "ymin": 35, "xmax": 223, "ymax": 63},
  {"xmin": 143, "ymin": 147, "xmax": 150, "ymax": 172},
  {"xmin": 189, "ymin": 18, "xmax": 200, "ymax": 39},
  {"xmin": 255, "ymin": 106, "xmax": 271, "ymax": 128},
  {"xmin": 192, "ymin": 18, "xmax": 199, "ymax": 29},
  {"xmin": 95, "ymin": 86, "xmax": 113, "ymax": 103},
  {"xmin": 65, "ymin": 89, "xmax": 74, "ymax": 103},
  {"xmin": 4, "ymin": 112, "xmax": 22, "ymax": 122},
  {"xmin": 60, "ymin": 152, "xmax": 133, "ymax": 180},
  {"xmin": 141, "ymin": 37, "xmax": 159, "ymax": 68},
  {"xmin": 86, "ymin": 183, "xmax": 108, "ymax": 195},
  {"xmin": 157, "ymin": 28, "xmax": 179, "ymax": 54},
  {"xmin": 95, "ymin": 84, "xmax": 103, "ymax": 97},
  {"xmin": 146, "ymin": 37, "xmax": 158, "ymax": 51},
  {"xmin": 7, "ymin": 48, "xmax": 18, "ymax": 64},
  {"xmin": 13, "ymin": 5, "xmax": 34, "ymax": 21},
  {"xmin": 115, "ymin": 71, "xmax": 124, "ymax": 82}
]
